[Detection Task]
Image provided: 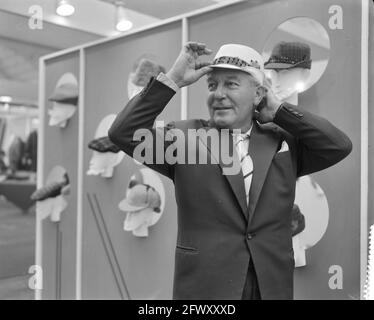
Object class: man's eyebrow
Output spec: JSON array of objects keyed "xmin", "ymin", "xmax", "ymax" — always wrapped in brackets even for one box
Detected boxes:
[
  {"xmin": 225, "ymin": 75, "xmax": 240, "ymax": 81},
  {"xmin": 206, "ymin": 75, "xmax": 240, "ymax": 82}
]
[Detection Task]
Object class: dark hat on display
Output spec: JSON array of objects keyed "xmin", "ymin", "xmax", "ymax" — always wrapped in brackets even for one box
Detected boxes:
[
  {"xmin": 48, "ymin": 82, "xmax": 79, "ymax": 104},
  {"xmin": 264, "ymin": 42, "xmax": 312, "ymax": 70},
  {"xmin": 31, "ymin": 179, "xmax": 68, "ymax": 202},
  {"xmin": 88, "ymin": 136, "xmax": 121, "ymax": 153},
  {"xmin": 119, "ymin": 183, "xmax": 161, "ymax": 213},
  {"xmin": 291, "ymin": 204, "xmax": 306, "ymax": 236}
]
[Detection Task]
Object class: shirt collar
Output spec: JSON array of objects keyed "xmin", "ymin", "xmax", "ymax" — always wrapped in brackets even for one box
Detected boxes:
[
  {"xmin": 232, "ymin": 124, "xmax": 253, "ymax": 140},
  {"xmin": 244, "ymin": 124, "xmax": 253, "ymax": 137}
]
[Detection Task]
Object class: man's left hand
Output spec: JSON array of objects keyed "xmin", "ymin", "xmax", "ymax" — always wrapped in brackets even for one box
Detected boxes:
[{"xmin": 254, "ymin": 79, "xmax": 283, "ymax": 123}]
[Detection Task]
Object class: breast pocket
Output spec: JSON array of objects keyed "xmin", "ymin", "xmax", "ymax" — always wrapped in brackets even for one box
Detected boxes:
[
  {"xmin": 274, "ymin": 150, "xmax": 291, "ymax": 160},
  {"xmin": 273, "ymin": 151, "xmax": 294, "ymax": 174},
  {"xmin": 176, "ymin": 244, "xmax": 199, "ymax": 254}
]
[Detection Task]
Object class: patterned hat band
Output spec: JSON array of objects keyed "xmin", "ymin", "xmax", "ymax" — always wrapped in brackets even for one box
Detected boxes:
[
  {"xmin": 265, "ymin": 56, "xmax": 312, "ymax": 69},
  {"xmin": 212, "ymin": 56, "xmax": 261, "ymax": 70}
]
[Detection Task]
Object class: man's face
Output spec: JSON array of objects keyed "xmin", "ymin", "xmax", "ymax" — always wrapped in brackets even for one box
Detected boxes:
[{"xmin": 206, "ymin": 68, "xmax": 260, "ymax": 130}]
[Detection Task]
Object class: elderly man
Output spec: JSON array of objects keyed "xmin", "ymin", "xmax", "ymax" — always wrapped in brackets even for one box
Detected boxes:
[{"xmin": 109, "ymin": 42, "xmax": 352, "ymax": 300}]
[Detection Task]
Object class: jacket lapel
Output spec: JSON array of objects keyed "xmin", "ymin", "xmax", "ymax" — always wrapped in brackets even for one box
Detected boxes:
[
  {"xmin": 246, "ymin": 122, "xmax": 280, "ymax": 226},
  {"xmin": 196, "ymin": 124, "xmax": 248, "ymax": 221}
]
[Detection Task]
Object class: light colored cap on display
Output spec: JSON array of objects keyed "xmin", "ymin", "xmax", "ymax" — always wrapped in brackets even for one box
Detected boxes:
[
  {"xmin": 119, "ymin": 184, "xmax": 161, "ymax": 213},
  {"xmin": 48, "ymin": 82, "xmax": 79, "ymax": 103},
  {"xmin": 210, "ymin": 44, "xmax": 265, "ymax": 84}
]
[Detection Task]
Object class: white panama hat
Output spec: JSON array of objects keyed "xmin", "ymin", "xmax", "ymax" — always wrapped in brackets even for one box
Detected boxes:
[{"xmin": 210, "ymin": 44, "xmax": 265, "ymax": 85}]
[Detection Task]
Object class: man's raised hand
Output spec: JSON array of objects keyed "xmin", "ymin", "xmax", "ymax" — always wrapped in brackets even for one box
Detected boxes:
[
  {"xmin": 253, "ymin": 78, "xmax": 283, "ymax": 123},
  {"xmin": 166, "ymin": 42, "xmax": 213, "ymax": 88}
]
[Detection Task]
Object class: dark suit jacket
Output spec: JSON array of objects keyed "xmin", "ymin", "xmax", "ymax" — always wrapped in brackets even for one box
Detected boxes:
[{"xmin": 108, "ymin": 78, "xmax": 352, "ymax": 300}]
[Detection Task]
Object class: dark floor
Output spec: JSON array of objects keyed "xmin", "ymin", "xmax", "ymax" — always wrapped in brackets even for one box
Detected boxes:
[{"xmin": 0, "ymin": 196, "xmax": 35, "ymax": 300}]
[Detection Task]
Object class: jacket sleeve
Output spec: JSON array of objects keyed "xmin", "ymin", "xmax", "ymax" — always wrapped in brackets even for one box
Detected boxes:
[
  {"xmin": 273, "ymin": 103, "xmax": 352, "ymax": 177},
  {"xmin": 108, "ymin": 77, "xmax": 177, "ymax": 179}
]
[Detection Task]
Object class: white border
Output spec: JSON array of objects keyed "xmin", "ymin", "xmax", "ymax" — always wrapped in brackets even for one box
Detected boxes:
[
  {"xmin": 360, "ymin": 0, "xmax": 369, "ymax": 300},
  {"xmin": 75, "ymin": 48, "xmax": 85, "ymax": 300},
  {"xmin": 34, "ymin": 58, "xmax": 46, "ymax": 300}
]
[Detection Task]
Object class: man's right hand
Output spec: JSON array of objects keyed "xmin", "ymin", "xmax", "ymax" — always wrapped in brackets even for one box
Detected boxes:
[{"xmin": 166, "ymin": 42, "xmax": 213, "ymax": 88}]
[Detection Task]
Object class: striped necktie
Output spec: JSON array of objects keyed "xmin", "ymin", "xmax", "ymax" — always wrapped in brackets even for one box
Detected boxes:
[{"xmin": 234, "ymin": 133, "xmax": 253, "ymax": 205}]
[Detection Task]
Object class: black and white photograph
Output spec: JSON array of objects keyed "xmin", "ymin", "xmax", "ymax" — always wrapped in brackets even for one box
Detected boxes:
[{"xmin": 0, "ymin": 0, "xmax": 373, "ymax": 306}]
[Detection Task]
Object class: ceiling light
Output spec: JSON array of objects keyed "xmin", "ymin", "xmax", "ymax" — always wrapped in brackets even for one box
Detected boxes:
[
  {"xmin": 115, "ymin": 1, "xmax": 133, "ymax": 32},
  {"xmin": 56, "ymin": 0, "xmax": 75, "ymax": 17},
  {"xmin": 116, "ymin": 19, "xmax": 133, "ymax": 32},
  {"xmin": 0, "ymin": 96, "xmax": 12, "ymax": 103}
]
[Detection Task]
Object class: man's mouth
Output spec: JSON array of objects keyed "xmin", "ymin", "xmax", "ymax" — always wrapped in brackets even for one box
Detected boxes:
[{"xmin": 213, "ymin": 106, "xmax": 232, "ymax": 111}]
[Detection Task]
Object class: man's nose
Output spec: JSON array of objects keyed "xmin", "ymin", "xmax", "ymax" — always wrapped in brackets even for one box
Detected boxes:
[{"xmin": 213, "ymin": 85, "xmax": 226, "ymax": 99}]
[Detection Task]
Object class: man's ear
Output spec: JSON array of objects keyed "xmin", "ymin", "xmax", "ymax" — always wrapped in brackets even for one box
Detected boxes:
[{"xmin": 254, "ymin": 85, "xmax": 267, "ymax": 107}]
